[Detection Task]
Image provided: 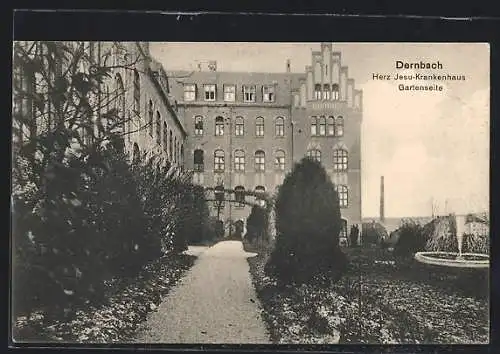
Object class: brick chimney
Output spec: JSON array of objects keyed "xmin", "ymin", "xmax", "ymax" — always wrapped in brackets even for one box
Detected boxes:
[{"xmin": 380, "ymin": 176, "xmax": 385, "ymax": 223}]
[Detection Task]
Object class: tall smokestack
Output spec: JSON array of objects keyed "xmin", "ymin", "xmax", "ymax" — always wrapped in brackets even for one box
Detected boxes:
[{"xmin": 380, "ymin": 176, "xmax": 385, "ymax": 223}]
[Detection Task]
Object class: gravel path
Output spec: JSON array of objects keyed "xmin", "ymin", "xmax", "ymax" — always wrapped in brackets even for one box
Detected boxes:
[{"xmin": 134, "ymin": 241, "xmax": 271, "ymax": 344}]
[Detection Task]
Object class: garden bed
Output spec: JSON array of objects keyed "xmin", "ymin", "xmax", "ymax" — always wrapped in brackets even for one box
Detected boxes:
[
  {"xmin": 13, "ymin": 253, "xmax": 196, "ymax": 343},
  {"xmin": 247, "ymin": 245, "xmax": 489, "ymax": 344}
]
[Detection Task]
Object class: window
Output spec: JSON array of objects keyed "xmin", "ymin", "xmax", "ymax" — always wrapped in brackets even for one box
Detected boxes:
[
  {"xmin": 174, "ymin": 137, "xmax": 177, "ymax": 162},
  {"xmin": 148, "ymin": 100, "xmax": 153, "ymax": 136},
  {"xmin": 311, "ymin": 116, "xmax": 318, "ymax": 136},
  {"xmin": 115, "ymin": 74, "xmax": 125, "ymax": 132},
  {"xmin": 214, "ymin": 149, "xmax": 225, "ymax": 172},
  {"xmin": 215, "ymin": 116, "xmax": 224, "ymax": 136},
  {"xmin": 333, "ymin": 149, "xmax": 348, "ymax": 171},
  {"xmin": 184, "ymin": 84, "xmax": 196, "ymax": 101},
  {"xmin": 256, "ymin": 117, "xmax": 264, "ymax": 137},
  {"xmin": 194, "ymin": 149, "xmax": 204, "ymax": 172},
  {"xmin": 318, "ymin": 116, "xmax": 326, "ymax": 136},
  {"xmin": 204, "ymin": 84, "xmax": 216, "ymax": 101},
  {"xmin": 275, "ymin": 117, "xmax": 284, "ymax": 137},
  {"xmin": 169, "ymin": 130, "xmax": 173, "ymax": 160},
  {"xmin": 332, "ymin": 84, "xmax": 339, "ymax": 100},
  {"xmin": 214, "ymin": 184, "xmax": 225, "ymax": 204},
  {"xmin": 255, "ymin": 186, "xmax": 266, "ymax": 207},
  {"xmin": 323, "ymin": 84, "xmax": 330, "ymax": 100},
  {"xmin": 194, "ymin": 116, "xmax": 203, "ymax": 136},
  {"xmin": 325, "ymin": 64, "xmax": 328, "ymax": 75},
  {"xmin": 255, "ymin": 150, "xmax": 265, "ymax": 172},
  {"xmin": 234, "ymin": 150, "xmax": 245, "ymax": 172},
  {"xmin": 163, "ymin": 122, "xmax": 168, "ymax": 152},
  {"xmin": 243, "ymin": 85, "xmax": 256, "ymax": 102},
  {"xmin": 336, "ymin": 116, "xmax": 344, "ymax": 136},
  {"xmin": 275, "ymin": 150, "xmax": 285, "ymax": 171},
  {"xmin": 307, "ymin": 149, "xmax": 321, "ymax": 163},
  {"xmin": 224, "ymin": 85, "xmax": 236, "ymax": 102},
  {"xmin": 327, "ymin": 116, "xmax": 335, "ymax": 136},
  {"xmin": 336, "ymin": 185, "xmax": 348, "ymax": 208},
  {"xmin": 235, "ymin": 186, "xmax": 245, "ymax": 206},
  {"xmin": 133, "ymin": 70, "xmax": 140, "ymax": 115},
  {"xmin": 314, "ymin": 84, "xmax": 322, "ymax": 100},
  {"xmin": 235, "ymin": 116, "xmax": 244, "ymax": 136},
  {"xmin": 263, "ymin": 85, "xmax": 275, "ymax": 102},
  {"xmin": 156, "ymin": 111, "xmax": 161, "ymax": 145}
]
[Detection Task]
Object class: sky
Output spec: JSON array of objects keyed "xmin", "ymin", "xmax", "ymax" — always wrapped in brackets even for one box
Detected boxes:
[{"xmin": 150, "ymin": 42, "xmax": 490, "ymax": 218}]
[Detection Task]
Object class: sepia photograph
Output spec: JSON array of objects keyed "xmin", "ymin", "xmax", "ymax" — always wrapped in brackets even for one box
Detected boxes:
[{"xmin": 11, "ymin": 40, "xmax": 489, "ymax": 345}]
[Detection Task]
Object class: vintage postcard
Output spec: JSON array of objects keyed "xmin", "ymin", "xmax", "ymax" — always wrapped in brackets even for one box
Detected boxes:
[{"xmin": 11, "ymin": 41, "xmax": 489, "ymax": 345}]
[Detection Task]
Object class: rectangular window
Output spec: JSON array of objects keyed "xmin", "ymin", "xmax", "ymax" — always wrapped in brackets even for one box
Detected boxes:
[
  {"xmin": 255, "ymin": 156, "xmax": 265, "ymax": 171},
  {"xmin": 275, "ymin": 156, "xmax": 285, "ymax": 171},
  {"xmin": 204, "ymin": 84, "xmax": 216, "ymax": 101},
  {"xmin": 235, "ymin": 123, "xmax": 244, "ymax": 136},
  {"xmin": 234, "ymin": 157, "xmax": 245, "ymax": 172},
  {"xmin": 184, "ymin": 84, "xmax": 196, "ymax": 101},
  {"xmin": 263, "ymin": 85, "xmax": 275, "ymax": 102},
  {"xmin": 224, "ymin": 85, "xmax": 236, "ymax": 102},
  {"xmin": 243, "ymin": 85, "xmax": 256, "ymax": 102}
]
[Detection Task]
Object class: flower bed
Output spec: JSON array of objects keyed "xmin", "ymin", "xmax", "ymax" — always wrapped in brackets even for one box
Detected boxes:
[
  {"xmin": 13, "ymin": 253, "xmax": 196, "ymax": 343},
  {"xmin": 248, "ymin": 246, "xmax": 489, "ymax": 344}
]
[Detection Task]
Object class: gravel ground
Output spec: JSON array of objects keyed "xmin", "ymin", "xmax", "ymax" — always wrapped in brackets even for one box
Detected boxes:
[{"xmin": 134, "ymin": 241, "xmax": 271, "ymax": 344}]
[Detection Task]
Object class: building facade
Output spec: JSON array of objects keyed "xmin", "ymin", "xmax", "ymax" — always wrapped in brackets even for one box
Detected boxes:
[
  {"xmin": 12, "ymin": 41, "xmax": 186, "ymax": 168},
  {"xmin": 169, "ymin": 43, "xmax": 363, "ymax": 239}
]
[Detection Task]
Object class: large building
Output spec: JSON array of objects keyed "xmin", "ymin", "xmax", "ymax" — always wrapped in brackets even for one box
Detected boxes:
[
  {"xmin": 12, "ymin": 41, "xmax": 186, "ymax": 168},
  {"xmin": 12, "ymin": 41, "xmax": 363, "ymax": 241},
  {"xmin": 168, "ymin": 42, "xmax": 363, "ymax": 239}
]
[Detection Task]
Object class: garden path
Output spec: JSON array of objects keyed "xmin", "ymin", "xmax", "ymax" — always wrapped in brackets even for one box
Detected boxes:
[{"xmin": 133, "ymin": 241, "xmax": 270, "ymax": 344}]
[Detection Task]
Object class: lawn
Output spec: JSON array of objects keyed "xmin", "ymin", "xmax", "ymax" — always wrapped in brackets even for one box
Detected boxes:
[{"xmin": 247, "ymin": 244, "xmax": 489, "ymax": 344}]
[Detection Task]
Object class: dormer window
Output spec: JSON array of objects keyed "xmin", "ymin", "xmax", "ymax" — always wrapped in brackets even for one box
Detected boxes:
[
  {"xmin": 243, "ymin": 85, "xmax": 256, "ymax": 102},
  {"xmin": 204, "ymin": 84, "xmax": 216, "ymax": 101},
  {"xmin": 263, "ymin": 85, "xmax": 275, "ymax": 102},
  {"xmin": 184, "ymin": 84, "xmax": 196, "ymax": 101}
]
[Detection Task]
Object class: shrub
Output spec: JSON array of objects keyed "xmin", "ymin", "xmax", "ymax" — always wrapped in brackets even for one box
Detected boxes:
[
  {"xmin": 246, "ymin": 205, "xmax": 268, "ymax": 243},
  {"xmin": 393, "ymin": 220, "xmax": 427, "ymax": 261},
  {"xmin": 349, "ymin": 224, "xmax": 360, "ymax": 247},
  {"xmin": 265, "ymin": 157, "xmax": 347, "ymax": 285},
  {"xmin": 361, "ymin": 222, "xmax": 387, "ymax": 246}
]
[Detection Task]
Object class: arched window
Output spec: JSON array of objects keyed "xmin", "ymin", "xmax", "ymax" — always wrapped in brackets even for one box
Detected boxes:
[
  {"xmin": 133, "ymin": 69, "xmax": 140, "ymax": 116},
  {"xmin": 256, "ymin": 117, "xmax": 264, "ymax": 137},
  {"xmin": 333, "ymin": 149, "xmax": 348, "ymax": 171},
  {"xmin": 255, "ymin": 186, "xmax": 266, "ymax": 207},
  {"xmin": 180, "ymin": 144, "xmax": 184, "ymax": 166},
  {"xmin": 115, "ymin": 74, "xmax": 125, "ymax": 132},
  {"xmin": 323, "ymin": 84, "xmax": 330, "ymax": 100},
  {"xmin": 174, "ymin": 136, "xmax": 177, "ymax": 162},
  {"xmin": 214, "ymin": 184, "xmax": 225, "ymax": 203},
  {"xmin": 327, "ymin": 116, "xmax": 335, "ymax": 136},
  {"xmin": 332, "ymin": 84, "xmax": 339, "ymax": 100},
  {"xmin": 311, "ymin": 116, "xmax": 318, "ymax": 136},
  {"xmin": 194, "ymin": 116, "xmax": 203, "ymax": 136},
  {"xmin": 163, "ymin": 122, "xmax": 168, "ymax": 152},
  {"xmin": 336, "ymin": 185, "xmax": 348, "ymax": 208},
  {"xmin": 215, "ymin": 116, "xmax": 224, "ymax": 136},
  {"xmin": 255, "ymin": 150, "xmax": 265, "ymax": 172},
  {"xmin": 234, "ymin": 149, "xmax": 245, "ymax": 172},
  {"xmin": 275, "ymin": 150, "xmax": 285, "ymax": 171},
  {"xmin": 194, "ymin": 149, "xmax": 204, "ymax": 172},
  {"xmin": 235, "ymin": 186, "xmax": 245, "ymax": 206},
  {"xmin": 275, "ymin": 117, "xmax": 284, "ymax": 137},
  {"xmin": 148, "ymin": 100, "xmax": 153, "ymax": 137},
  {"xmin": 336, "ymin": 116, "xmax": 344, "ymax": 136},
  {"xmin": 307, "ymin": 148, "xmax": 321, "ymax": 163},
  {"xmin": 132, "ymin": 143, "xmax": 140, "ymax": 164},
  {"xmin": 235, "ymin": 116, "xmax": 244, "ymax": 136},
  {"xmin": 156, "ymin": 111, "xmax": 161, "ymax": 145},
  {"xmin": 214, "ymin": 149, "xmax": 225, "ymax": 172},
  {"xmin": 169, "ymin": 130, "xmax": 173, "ymax": 160},
  {"xmin": 318, "ymin": 116, "xmax": 326, "ymax": 136},
  {"xmin": 314, "ymin": 84, "xmax": 322, "ymax": 100}
]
